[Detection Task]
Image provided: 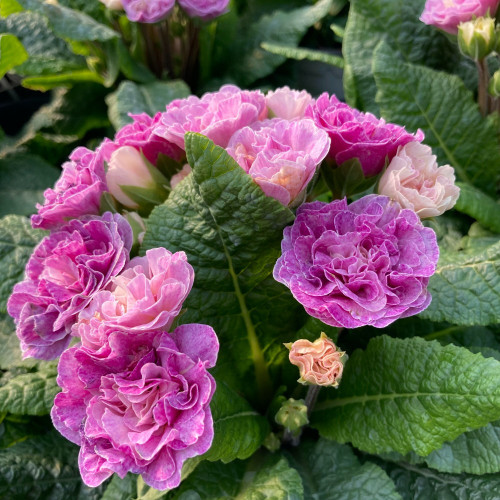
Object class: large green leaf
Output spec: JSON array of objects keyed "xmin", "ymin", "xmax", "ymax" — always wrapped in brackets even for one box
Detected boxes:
[
  {"xmin": 421, "ymin": 240, "xmax": 500, "ymax": 325},
  {"xmin": 101, "ymin": 474, "xmax": 137, "ymax": 500},
  {"xmin": 0, "ymin": 33, "xmax": 27, "ymax": 78},
  {"xmin": 204, "ymin": 382, "xmax": 269, "ymax": 463},
  {"xmin": 0, "ymin": 362, "xmax": 59, "ymax": 415},
  {"xmin": 15, "ymin": 0, "xmax": 117, "ymax": 41},
  {"xmin": 0, "ymin": 432, "xmax": 103, "ymax": 499},
  {"xmin": 0, "ymin": 215, "xmax": 44, "ymax": 313},
  {"xmin": 312, "ymin": 336, "xmax": 500, "ymax": 456},
  {"xmin": 142, "ymin": 134, "xmax": 303, "ymax": 403},
  {"xmin": 381, "ymin": 460, "xmax": 500, "ymax": 500},
  {"xmin": 0, "ymin": 153, "xmax": 59, "ymax": 217},
  {"xmin": 169, "ymin": 453, "xmax": 304, "ymax": 499},
  {"xmin": 373, "ymin": 42, "xmax": 500, "ymax": 195},
  {"xmin": 454, "ymin": 183, "xmax": 500, "ymax": 234},
  {"xmin": 343, "ymin": 0, "xmax": 474, "ymax": 112},
  {"xmin": 287, "ymin": 439, "xmax": 401, "ymax": 500},
  {"xmin": 106, "ymin": 80, "xmax": 191, "ymax": 130},
  {"xmin": 0, "ymin": 313, "xmax": 28, "ymax": 370}
]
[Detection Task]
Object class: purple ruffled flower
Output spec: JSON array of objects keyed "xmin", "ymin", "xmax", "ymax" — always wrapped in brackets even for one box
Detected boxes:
[
  {"xmin": 51, "ymin": 324, "xmax": 218, "ymax": 490},
  {"xmin": 273, "ymin": 195, "xmax": 439, "ymax": 328},
  {"xmin": 122, "ymin": 0, "xmax": 175, "ymax": 23},
  {"xmin": 178, "ymin": 0, "xmax": 229, "ymax": 20},
  {"xmin": 227, "ymin": 118, "xmax": 330, "ymax": 206},
  {"xmin": 155, "ymin": 84, "xmax": 267, "ymax": 150},
  {"xmin": 7, "ymin": 213, "xmax": 133, "ymax": 360},
  {"xmin": 305, "ymin": 94, "xmax": 424, "ymax": 177}
]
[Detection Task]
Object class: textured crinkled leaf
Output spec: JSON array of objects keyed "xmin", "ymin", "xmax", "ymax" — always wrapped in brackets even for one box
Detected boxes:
[
  {"xmin": 101, "ymin": 474, "xmax": 137, "ymax": 500},
  {"xmin": 106, "ymin": 80, "xmax": 190, "ymax": 130},
  {"xmin": 312, "ymin": 336, "xmax": 500, "ymax": 456},
  {"xmin": 0, "ymin": 362, "xmax": 59, "ymax": 415},
  {"xmin": 204, "ymin": 382, "xmax": 269, "ymax": 463},
  {"xmin": 0, "ymin": 215, "xmax": 44, "ymax": 313},
  {"xmin": 0, "ymin": 432, "xmax": 103, "ymax": 499},
  {"xmin": 0, "ymin": 12, "xmax": 86, "ymax": 76},
  {"xmin": 170, "ymin": 453, "xmax": 303, "ymax": 499},
  {"xmin": 142, "ymin": 134, "xmax": 303, "ymax": 402},
  {"xmin": 0, "ymin": 33, "xmax": 27, "ymax": 78},
  {"xmin": 261, "ymin": 42, "xmax": 344, "ymax": 68},
  {"xmin": 15, "ymin": 0, "xmax": 117, "ymax": 41},
  {"xmin": 373, "ymin": 42, "xmax": 500, "ymax": 195},
  {"xmin": 0, "ymin": 153, "xmax": 59, "ymax": 217},
  {"xmin": 421, "ymin": 240, "xmax": 500, "ymax": 325},
  {"xmin": 0, "ymin": 313, "xmax": 38, "ymax": 370},
  {"xmin": 229, "ymin": 0, "xmax": 333, "ymax": 86},
  {"xmin": 454, "ymin": 183, "xmax": 500, "ymax": 234},
  {"xmin": 381, "ymin": 460, "xmax": 500, "ymax": 500},
  {"xmin": 343, "ymin": 0, "xmax": 474, "ymax": 112},
  {"xmin": 287, "ymin": 439, "xmax": 401, "ymax": 500}
]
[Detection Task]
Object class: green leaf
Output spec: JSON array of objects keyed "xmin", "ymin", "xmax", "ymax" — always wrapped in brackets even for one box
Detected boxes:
[
  {"xmin": 0, "ymin": 153, "xmax": 59, "ymax": 217},
  {"xmin": 454, "ymin": 183, "xmax": 500, "ymax": 234},
  {"xmin": 0, "ymin": 0, "xmax": 24, "ymax": 17},
  {"xmin": 15, "ymin": 0, "xmax": 117, "ymax": 41},
  {"xmin": 0, "ymin": 363, "xmax": 59, "ymax": 415},
  {"xmin": 101, "ymin": 474, "xmax": 137, "ymax": 500},
  {"xmin": 343, "ymin": 0, "xmax": 474, "ymax": 112},
  {"xmin": 261, "ymin": 42, "xmax": 344, "ymax": 68},
  {"xmin": 142, "ymin": 134, "xmax": 303, "ymax": 404},
  {"xmin": 0, "ymin": 33, "xmax": 27, "ymax": 78},
  {"xmin": 423, "ymin": 420, "xmax": 500, "ymax": 474},
  {"xmin": 421, "ymin": 240, "xmax": 500, "ymax": 325},
  {"xmin": 204, "ymin": 382, "xmax": 269, "ymax": 463},
  {"xmin": 0, "ymin": 431, "xmax": 103, "ymax": 499},
  {"xmin": 106, "ymin": 80, "xmax": 191, "ymax": 130},
  {"xmin": 312, "ymin": 336, "xmax": 500, "ymax": 456},
  {"xmin": 170, "ymin": 452, "xmax": 304, "ymax": 499},
  {"xmin": 0, "ymin": 313, "xmax": 38, "ymax": 370},
  {"xmin": 287, "ymin": 439, "xmax": 401, "ymax": 500},
  {"xmin": 228, "ymin": 0, "xmax": 334, "ymax": 86},
  {"xmin": 373, "ymin": 42, "xmax": 500, "ymax": 195},
  {"xmin": 22, "ymin": 69, "xmax": 103, "ymax": 90},
  {"xmin": 0, "ymin": 215, "xmax": 44, "ymax": 313},
  {"xmin": 381, "ymin": 460, "xmax": 500, "ymax": 500}
]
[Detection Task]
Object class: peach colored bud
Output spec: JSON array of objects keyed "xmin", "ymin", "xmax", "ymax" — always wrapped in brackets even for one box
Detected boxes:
[
  {"xmin": 285, "ymin": 333, "xmax": 346, "ymax": 387},
  {"xmin": 378, "ymin": 141, "xmax": 460, "ymax": 218},
  {"xmin": 266, "ymin": 86, "xmax": 313, "ymax": 120},
  {"xmin": 170, "ymin": 164, "xmax": 192, "ymax": 189},
  {"xmin": 106, "ymin": 146, "xmax": 156, "ymax": 209}
]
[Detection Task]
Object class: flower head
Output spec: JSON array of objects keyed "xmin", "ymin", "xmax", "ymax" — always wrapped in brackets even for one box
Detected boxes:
[
  {"xmin": 51, "ymin": 324, "xmax": 219, "ymax": 490},
  {"xmin": 155, "ymin": 85, "xmax": 267, "ymax": 150},
  {"xmin": 227, "ymin": 118, "xmax": 330, "ymax": 206},
  {"xmin": 122, "ymin": 0, "xmax": 175, "ymax": 23},
  {"xmin": 305, "ymin": 93, "xmax": 424, "ymax": 177},
  {"xmin": 266, "ymin": 87, "xmax": 313, "ymax": 120},
  {"xmin": 378, "ymin": 142, "xmax": 460, "ymax": 218},
  {"xmin": 420, "ymin": 0, "xmax": 500, "ymax": 34},
  {"xmin": 178, "ymin": 0, "xmax": 229, "ymax": 20},
  {"xmin": 7, "ymin": 213, "xmax": 133, "ymax": 359},
  {"xmin": 273, "ymin": 195, "xmax": 439, "ymax": 328},
  {"xmin": 285, "ymin": 333, "xmax": 345, "ymax": 387}
]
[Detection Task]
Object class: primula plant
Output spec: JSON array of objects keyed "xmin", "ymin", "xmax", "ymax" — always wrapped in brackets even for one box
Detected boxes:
[{"xmin": 1, "ymin": 0, "xmax": 500, "ymax": 499}]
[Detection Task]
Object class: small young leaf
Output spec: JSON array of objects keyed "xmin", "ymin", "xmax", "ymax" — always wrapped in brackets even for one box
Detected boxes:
[{"xmin": 0, "ymin": 33, "xmax": 27, "ymax": 78}]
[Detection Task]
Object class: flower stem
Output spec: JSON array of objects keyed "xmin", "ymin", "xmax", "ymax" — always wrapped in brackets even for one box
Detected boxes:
[{"xmin": 476, "ymin": 59, "xmax": 489, "ymax": 116}]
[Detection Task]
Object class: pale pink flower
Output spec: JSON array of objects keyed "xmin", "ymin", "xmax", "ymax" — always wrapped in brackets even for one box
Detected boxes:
[
  {"xmin": 378, "ymin": 142, "xmax": 460, "ymax": 218},
  {"xmin": 170, "ymin": 164, "xmax": 192, "ymax": 189},
  {"xmin": 266, "ymin": 87, "xmax": 313, "ymax": 120},
  {"xmin": 420, "ymin": 0, "xmax": 500, "ymax": 34},
  {"xmin": 99, "ymin": 0, "xmax": 123, "ymax": 10},
  {"xmin": 286, "ymin": 333, "xmax": 346, "ymax": 387}
]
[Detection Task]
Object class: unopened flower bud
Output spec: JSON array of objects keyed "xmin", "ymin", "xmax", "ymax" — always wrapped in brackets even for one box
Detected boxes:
[
  {"xmin": 123, "ymin": 211, "xmax": 146, "ymax": 253},
  {"xmin": 489, "ymin": 70, "xmax": 500, "ymax": 97},
  {"xmin": 106, "ymin": 146, "xmax": 169, "ymax": 212},
  {"xmin": 275, "ymin": 398, "xmax": 309, "ymax": 432},
  {"xmin": 263, "ymin": 432, "xmax": 281, "ymax": 452},
  {"xmin": 458, "ymin": 16, "xmax": 496, "ymax": 60},
  {"xmin": 99, "ymin": 0, "xmax": 123, "ymax": 10},
  {"xmin": 285, "ymin": 333, "xmax": 346, "ymax": 387}
]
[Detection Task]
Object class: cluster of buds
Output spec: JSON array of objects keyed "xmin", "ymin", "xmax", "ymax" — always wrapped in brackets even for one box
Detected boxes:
[{"xmin": 458, "ymin": 16, "xmax": 498, "ymax": 60}]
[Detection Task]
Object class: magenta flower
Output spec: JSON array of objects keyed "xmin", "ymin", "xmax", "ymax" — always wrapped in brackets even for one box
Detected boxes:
[
  {"xmin": 227, "ymin": 119, "xmax": 330, "ymax": 206},
  {"xmin": 7, "ymin": 213, "xmax": 132, "ymax": 360},
  {"xmin": 273, "ymin": 195, "xmax": 439, "ymax": 329},
  {"xmin": 155, "ymin": 85, "xmax": 267, "ymax": 150},
  {"xmin": 420, "ymin": 0, "xmax": 500, "ymax": 34},
  {"xmin": 305, "ymin": 93, "xmax": 424, "ymax": 177},
  {"xmin": 31, "ymin": 143, "xmax": 113, "ymax": 230},
  {"xmin": 51, "ymin": 324, "xmax": 219, "ymax": 490},
  {"xmin": 74, "ymin": 248, "xmax": 194, "ymax": 334},
  {"xmin": 122, "ymin": 0, "xmax": 175, "ymax": 23},
  {"xmin": 114, "ymin": 113, "xmax": 184, "ymax": 164},
  {"xmin": 178, "ymin": 0, "xmax": 229, "ymax": 20}
]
